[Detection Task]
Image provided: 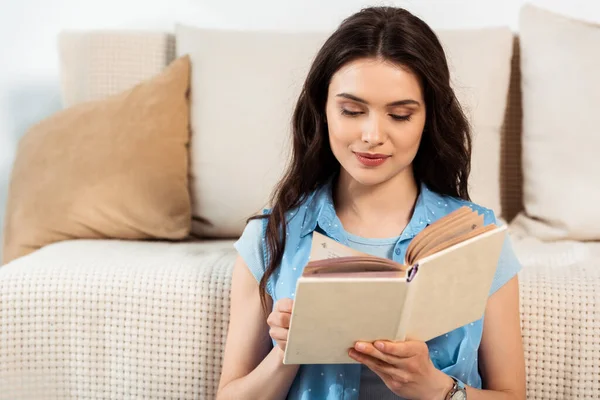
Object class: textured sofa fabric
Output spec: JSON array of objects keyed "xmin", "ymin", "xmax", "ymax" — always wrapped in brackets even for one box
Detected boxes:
[
  {"xmin": 59, "ymin": 31, "xmax": 176, "ymax": 108},
  {"xmin": 511, "ymin": 236, "xmax": 600, "ymax": 398},
  {"xmin": 0, "ymin": 239, "xmax": 235, "ymax": 400},
  {"xmin": 1, "ymin": 237, "xmax": 599, "ymax": 399}
]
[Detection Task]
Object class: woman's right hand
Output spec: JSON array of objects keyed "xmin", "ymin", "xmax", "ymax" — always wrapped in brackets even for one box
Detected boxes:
[{"xmin": 267, "ymin": 298, "xmax": 294, "ymax": 352}]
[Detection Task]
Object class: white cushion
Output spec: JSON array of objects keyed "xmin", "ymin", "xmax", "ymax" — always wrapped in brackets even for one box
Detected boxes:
[
  {"xmin": 176, "ymin": 25, "xmax": 514, "ymax": 237},
  {"xmin": 439, "ymin": 28, "xmax": 514, "ymax": 217},
  {"xmin": 510, "ymin": 4, "xmax": 600, "ymax": 240},
  {"xmin": 176, "ymin": 25, "xmax": 328, "ymax": 237}
]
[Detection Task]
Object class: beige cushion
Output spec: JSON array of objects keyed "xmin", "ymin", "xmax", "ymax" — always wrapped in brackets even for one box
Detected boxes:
[
  {"xmin": 59, "ymin": 31, "xmax": 175, "ymax": 107},
  {"xmin": 177, "ymin": 25, "xmax": 514, "ymax": 237},
  {"xmin": 510, "ymin": 5, "xmax": 600, "ymax": 240},
  {"xmin": 2, "ymin": 56, "xmax": 192, "ymax": 264},
  {"xmin": 176, "ymin": 25, "xmax": 328, "ymax": 237},
  {"xmin": 439, "ymin": 28, "xmax": 514, "ymax": 218}
]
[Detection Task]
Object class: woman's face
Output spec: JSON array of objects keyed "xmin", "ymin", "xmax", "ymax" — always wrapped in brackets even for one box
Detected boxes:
[{"xmin": 325, "ymin": 57, "xmax": 426, "ymax": 187}]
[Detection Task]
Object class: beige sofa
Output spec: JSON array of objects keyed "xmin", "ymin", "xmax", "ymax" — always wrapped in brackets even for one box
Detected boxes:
[{"xmin": 1, "ymin": 6, "xmax": 600, "ymax": 400}]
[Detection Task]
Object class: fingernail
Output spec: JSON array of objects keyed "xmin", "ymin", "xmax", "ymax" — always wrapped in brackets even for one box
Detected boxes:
[
  {"xmin": 355, "ymin": 342, "xmax": 366, "ymax": 351},
  {"xmin": 375, "ymin": 342, "xmax": 384, "ymax": 350}
]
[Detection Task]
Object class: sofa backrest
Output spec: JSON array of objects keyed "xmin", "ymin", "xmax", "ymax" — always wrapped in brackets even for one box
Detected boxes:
[
  {"xmin": 59, "ymin": 31, "xmax": 176, "ymax": 108},
  {"xmin": 500, "ymin": 37, "xmax": 524, "ymax": 222},
  {"xmin": 58, "ymin": 30, "xmax": 525, "ymax": 228}
]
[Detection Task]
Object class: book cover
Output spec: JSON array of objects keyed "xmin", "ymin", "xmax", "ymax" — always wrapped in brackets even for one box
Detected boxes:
[{"xmin": 283, "ymin": 208, "xmax": 506, "ymax": 364}]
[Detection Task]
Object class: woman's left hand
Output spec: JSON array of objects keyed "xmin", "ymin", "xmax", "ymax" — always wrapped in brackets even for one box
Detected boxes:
[{"xmin": 349, "ymin": 340, "xmax": 454, "ymax": 400}]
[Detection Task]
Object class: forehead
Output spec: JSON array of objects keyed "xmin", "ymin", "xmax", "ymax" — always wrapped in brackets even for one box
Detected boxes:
[{"xmin": 328, "ymin": 58, "xmax": 423, "ymax": 101}]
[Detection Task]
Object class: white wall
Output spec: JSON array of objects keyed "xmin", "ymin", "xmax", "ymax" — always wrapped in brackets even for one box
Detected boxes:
[{"xmin": 1, "ymin": 0, "xmax": 599, "ymax": 258}]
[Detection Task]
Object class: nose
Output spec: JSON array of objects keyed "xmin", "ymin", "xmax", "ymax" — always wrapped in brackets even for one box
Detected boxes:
[{"xmin": 361, "ymin": 114, "xmax": 386, "ymax": 146}]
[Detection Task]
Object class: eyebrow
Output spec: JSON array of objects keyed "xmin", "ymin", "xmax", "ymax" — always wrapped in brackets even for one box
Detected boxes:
[{"xmin": 336, "ymin": 93, "xmax": 420, "ymax": 107}]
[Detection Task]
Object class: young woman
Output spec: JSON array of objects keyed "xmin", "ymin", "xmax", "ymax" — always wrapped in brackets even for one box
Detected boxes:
[{"xmin": 217, "ymin": 6, "xmax": 526, "ymax": 400}]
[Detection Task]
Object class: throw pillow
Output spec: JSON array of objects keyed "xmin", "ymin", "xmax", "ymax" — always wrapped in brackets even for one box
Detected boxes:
[
  {"xmin": 2, "ymin": 56, "xmax": 192, "ymax": 264},
  {"xmin": 511, "ymin": 4, "xmax": 600, "ymax": 240}
]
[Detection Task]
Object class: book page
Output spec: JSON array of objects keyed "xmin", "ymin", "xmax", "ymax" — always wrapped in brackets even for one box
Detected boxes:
[
  {"xmin": 303, "ymin": 257, "xmax": 407, "ymax": 277},
  {"xmin": 410, "ymin": 212, "xmax": 483, "ymax": 263},
  {"xmin": 405, "ymin": 206, "xmax": 472, "ymax": 264},
  {"xmin": 417, "ymin": 224, "xmax": 496, "ymax": 260}
]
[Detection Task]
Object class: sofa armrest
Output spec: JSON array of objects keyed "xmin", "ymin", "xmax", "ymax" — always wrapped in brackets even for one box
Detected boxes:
[
  {"xmin": 514, "ymin": 237, "xmax": 600, "ymax": 399},
  {"xmin": 0, "ymin": 239, "xmax": 236, "ymax": 400},
  {"xmin": 3, "ymin": 236, "xmax": 599, "ymax": 400}
]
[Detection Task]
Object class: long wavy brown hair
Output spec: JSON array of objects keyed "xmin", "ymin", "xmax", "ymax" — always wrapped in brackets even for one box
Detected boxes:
[{"xmin": 253, "ymin": 6, "xmax": 471, "ymax": 314}]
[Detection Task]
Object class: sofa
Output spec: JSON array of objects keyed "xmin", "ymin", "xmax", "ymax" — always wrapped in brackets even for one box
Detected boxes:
[{"xmin": 1, "ymin": 4, "xmax": 599, "ymax": 400}]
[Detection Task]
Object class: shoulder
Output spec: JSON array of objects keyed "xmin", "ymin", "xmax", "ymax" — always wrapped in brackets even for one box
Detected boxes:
[
  {"xmin": 261, "ymin": 186, "xmax": 328, "ymax": 234},
  {"xmin": 426, "ymin": 190, "xmax": 520, "ymax": 295},
  {"xmin": 234, "ymin": 215, "xmax": 268, "ymax": 279},
  {"xmin": 234, "ymin": 189, "xmax": 323, "ymax": 295},
  {"xmin": 235, "ymin": 187, "xmax": 323, "ymax": 260}
]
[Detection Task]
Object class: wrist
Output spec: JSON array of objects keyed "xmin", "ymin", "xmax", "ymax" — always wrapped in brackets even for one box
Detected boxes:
[
  {"xmin": 427, "ymin": 369, "xmax": 455, "ymax": 400},
  {"xmin": 272, "ymin": 346, "xmax": 300, "ymax": 371},
  {"xmin": 272, "ymin": 345, "xmax": 286, "ymax": 364}
]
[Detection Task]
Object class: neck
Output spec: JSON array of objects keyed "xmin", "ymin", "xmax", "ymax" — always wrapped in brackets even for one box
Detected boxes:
[{"xmin": 333, "ymin": 168, "xmax": 419, "ymax": 238}]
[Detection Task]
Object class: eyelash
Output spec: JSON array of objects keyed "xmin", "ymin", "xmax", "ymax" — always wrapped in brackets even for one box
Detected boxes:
[{"xmin": 340, "ymin": 109, "xmax": 412, "ymax": 122}]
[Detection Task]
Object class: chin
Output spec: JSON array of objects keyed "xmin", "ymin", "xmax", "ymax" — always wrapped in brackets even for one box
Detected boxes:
[{"xmin": 344, "ymin": 168, "xmax": 394, "ymax": 187}]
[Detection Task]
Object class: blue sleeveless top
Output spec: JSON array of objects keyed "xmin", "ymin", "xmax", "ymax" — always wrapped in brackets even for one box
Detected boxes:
[{"xmin": 234, "ymin": 181, "xmax": 522, "ymax": 399}]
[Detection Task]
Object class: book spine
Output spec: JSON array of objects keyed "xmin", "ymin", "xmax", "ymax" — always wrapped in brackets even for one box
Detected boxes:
[{"xmin": 394, "ymin": 264, "xmax": 420, "ymax": 341}]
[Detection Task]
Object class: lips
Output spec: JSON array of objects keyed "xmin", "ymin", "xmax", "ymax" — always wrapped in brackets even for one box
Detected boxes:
[{"xmin": 354, "ymin": 152, "xmax": 390, "ymax": 167}]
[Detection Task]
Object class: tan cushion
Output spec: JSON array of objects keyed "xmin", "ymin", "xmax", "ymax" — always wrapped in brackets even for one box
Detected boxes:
[
  {"xmin": 2, "ymin": 56, "xmax": 192, "ymax": 264},
  {"xmin": 510, "ymin": 5, "xmax": 600, "ymax": 240},
  {"xmin": 177, "ymin": 25, "xmax": 513, "ymax": 237},
  {"xmin": 59, "ymin": 31, "xmax": 175, "ymax": 107}
]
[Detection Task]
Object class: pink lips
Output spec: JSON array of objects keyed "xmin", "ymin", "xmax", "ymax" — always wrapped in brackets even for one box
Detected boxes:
[{"xmin": 354, "ymin": 152, "xmax": 390, "ymax": 167}]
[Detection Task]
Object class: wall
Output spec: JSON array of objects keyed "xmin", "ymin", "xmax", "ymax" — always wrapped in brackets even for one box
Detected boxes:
[{"xmin": 0, "ymin": 0, "xmax": 599, "ymax": 259}]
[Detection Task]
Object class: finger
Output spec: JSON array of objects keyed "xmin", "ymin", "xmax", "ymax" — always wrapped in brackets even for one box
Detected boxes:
[
  {"xmin": 354, "ymin": 342, "xmax": 402, "ymax": 366},
  {"xmin": 277, "ymin": 298, "xmax": 294, "ymax": 313},
  {"xmin": 349, "ymin": 349, "xmax": 397, "ymax": 377},
  {"xmin": 268, "ymin": 311, "xmax": 291, "ymax": 329},
  {"xmin": 372, "ymin": 340, "xmax": 423, "ymax": 358},
  {"xmin": 269, "ymin": 327, "xmax": 289, "ymax": 341},
  {"xmin": 349, "ymin": 350, "xmax": 411, "ymax": 387}
]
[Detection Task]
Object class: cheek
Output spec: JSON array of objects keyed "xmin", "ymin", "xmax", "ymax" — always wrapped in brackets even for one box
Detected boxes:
[
  {"xmin": 326, "ymin": 111, "xmax": 360, "ymax": 149},
  {"xmin": 391, "ymin": 120, "xmax": 425, "ymax": 153}
]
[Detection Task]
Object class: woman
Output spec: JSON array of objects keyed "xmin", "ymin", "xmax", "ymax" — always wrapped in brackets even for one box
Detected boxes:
[{"xmin": 217, "ymin": 6, "xmax": 526, "ymax": 400}]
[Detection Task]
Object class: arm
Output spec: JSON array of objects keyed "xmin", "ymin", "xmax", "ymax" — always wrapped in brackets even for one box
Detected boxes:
[
  {"xmin": 463, "ymin": 275, "xmax": 526, "ymax": 399},
  {"xmin": 216, "ymin": 256, "xmax": 300, "ymax": 400}
]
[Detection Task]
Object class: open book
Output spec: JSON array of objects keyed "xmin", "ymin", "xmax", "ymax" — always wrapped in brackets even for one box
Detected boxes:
[{"xmin": 283, "ymin": 206, "xmax": 506, "ymax": 365}]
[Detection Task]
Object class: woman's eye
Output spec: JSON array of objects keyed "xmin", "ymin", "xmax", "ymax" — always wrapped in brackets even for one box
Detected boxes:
[
  {"xmin": 390, "ymin": 114, "xmax": 412, "ymax": 122},
  {"xmin": 340, "ymin": 109, "xmax": 362, "ymax": 117}
]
